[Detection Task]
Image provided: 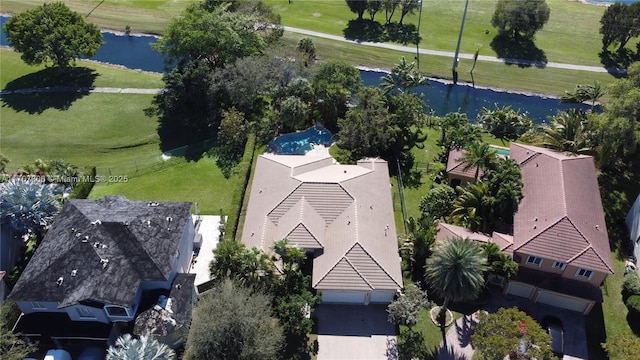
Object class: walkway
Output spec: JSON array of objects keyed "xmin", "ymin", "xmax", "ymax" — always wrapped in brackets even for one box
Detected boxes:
[
  {"xmin": 0, "ymin": 86, "xmax": 163, "ymax": 95},
  {"xmin": 283, "ymin": 26, "xmax": 624, "ymax": 74}
]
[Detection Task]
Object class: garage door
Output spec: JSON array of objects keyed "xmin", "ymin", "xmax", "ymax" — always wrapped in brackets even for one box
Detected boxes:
[
  {"xmin": 369, "ymin": 290, "xmax": 395, "ymax": 304},
  {"xmin": 321, "ymin": 290, "xmax": 366, "ymax": 304},
  {"xmin": 505, "ymin": 282, "xmax": 535, "ymax": 299},
  {"xmin": 535, "ymin": 291, "xmax": 590, "ymax": 313}
]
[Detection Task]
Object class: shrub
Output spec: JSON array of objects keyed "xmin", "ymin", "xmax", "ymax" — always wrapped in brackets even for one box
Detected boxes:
[
  {"xmin": 69, "ymin": 166, "xmax": 96, "ymax": 199},
  {"xmin": 223, "ymin": 134, "xmax": 255, "ymax": 242},
  {"xmin": 623, "ymin": 271, "xmax": 640, "ymax": 298},
  {"xmin": 0, "ymin": 301, "xmax": 22, "ymax": 329},
  {"xmin": 625, "ymin": 295, "xmax": 640, "ymax": 317}
]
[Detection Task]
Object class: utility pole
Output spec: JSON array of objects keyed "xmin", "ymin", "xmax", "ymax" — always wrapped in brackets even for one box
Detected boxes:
[
  {"xmin": 416, "ymin": 0, "xmax": 423, "ymax": 69},
  {"xmin": 452, "ymin": 0, "xmax": 470, "ymax": 84}
]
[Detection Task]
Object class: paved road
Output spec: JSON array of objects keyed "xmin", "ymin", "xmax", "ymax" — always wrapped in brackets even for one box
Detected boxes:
[{"xmin": 283, "ymin": 26, "xmax": 625, "ymax": 74}]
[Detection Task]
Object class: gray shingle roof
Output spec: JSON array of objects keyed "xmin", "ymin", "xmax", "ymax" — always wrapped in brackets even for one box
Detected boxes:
[
  {"xmin": 242, "ymin": 154, "xmax": 402, "ymax": 292},
  {"xmin": 510, "ymin": 143, "xmax": 613, "ymax": 274},
  {"xmin": 8, "ymin": 196, "xmax": 192, "ymax": 308}
]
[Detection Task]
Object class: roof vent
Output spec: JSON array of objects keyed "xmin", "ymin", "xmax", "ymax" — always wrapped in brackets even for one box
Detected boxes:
[
  {"xmin": 344, "ymin": 170, "xmax": 347, "ymax": 173},
  {"xmin": 82, "ymin": 235, "xmax": 89, "ymax": 243},
  {"xmin": 595, "ymin": 224, "xmax": 600, "ymax": 230},
  {"xmin": 56, "ymin": 277, "xmax": 64, "ymax": 286},
  {"xmin": 71, "ymin": 269, "xmax": 77, "ymax": 277},
  {"xmin": 146, "ymin": 220, "xmax": 151, "ymax": 226},
  {"xmin": 166, "ymin": 216, "xmax": 173, "ymax": 222},
  {"xmin": 75, "ymin": 232, "xmax": 83, "ymax": 238},
  {"xmin": 176, "ymin": 284, "xmax": 182, "ymax": 290},
  {"xmin": 71, "ymin": 227, "xmax": 76, "ymax": 232},
  {"xmin": 91, "ymin": 219, "xmax": 102, "ymax": 225},
  {"xmin": 148, "ymin": 202, "xmax": 159, "ymax": 207},
  {"xmin": 100, "ymin": 258, "xmax": 109, "ymax": 268},
  {"xmin": 93, "ymin": 242, "xmax": 106, "ymax": 249},
  {"xmin": 123, "ymin": 221, "xmax": 130, "ymax": 226},
  {"xmin": 534, "ymin": 217, "xmax": 538, "ymax": 222},
  {"xmin": 533, "ymin": 225, "xmax": 537, "ymax": 229}
]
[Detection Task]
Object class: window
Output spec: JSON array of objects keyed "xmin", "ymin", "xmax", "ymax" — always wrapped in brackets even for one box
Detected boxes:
[
  {"xmin": 526, "ymin": 255, "xmax": 543, "ymax": 267},
  {"xmin": 552, "ymin": 261, "xmax": 566, "ymax": 270},
  {"xmin": 77, "ymin": 307, "xmax": 95, "ymax": 319},
  {"xmin": 31, "ymin": 301, "xmax": 46, "ymax": 310},
  {"xmin": 576, "ymin": 268, "xmax": 594, "ymax": 280},
  {"xmin": 105, "ymin": 306, "xmax": 129, "ymax": 317}
]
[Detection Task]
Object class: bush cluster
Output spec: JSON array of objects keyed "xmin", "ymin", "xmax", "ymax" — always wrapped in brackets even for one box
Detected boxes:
[
  {"xmin": 69, "ymin": 166, "xmax": 96, "ymax": 199},
  {"xmin": 623, "ymin": 271, "xmax": 640, "ymax": 298},
  {"xmin": 223, "ymin": 134, "xmax": 255, "ymax": 242},
  {"xmin": 626, "ymin": 295, "xmax": 640, "ymax": 317}
]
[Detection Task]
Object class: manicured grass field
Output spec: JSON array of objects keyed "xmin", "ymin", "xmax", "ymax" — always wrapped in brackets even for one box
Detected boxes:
[
  {"xmin": 0, "ymin": 0, "xmax": 191, "ymax": 35},
  {"xmin": 269, "ymin": 0, "xmax": 608, "ymax": 66},
  {"xmin": 1, "ymin": 48, "xmax": 163, "ymax": 89},
  {"xmin": 89, "ymin": 156, "xmax": 235, "ymax": 215}
]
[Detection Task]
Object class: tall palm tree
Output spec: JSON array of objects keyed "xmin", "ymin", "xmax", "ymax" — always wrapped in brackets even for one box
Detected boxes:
[
  {"xmin": 449, "ymin": 182, "xmax": 495, "ymax": 232},
  {"xmin": 424, "ymin": 239, "xmax": 487, "ymax": 313},
  {"xmin": 460, "ymin": 142, "xmax": 498, "ymax": 180},
  {"xmin": 540, "ymin": 108, "xmax": 592, "ymax": 154},
  {"xmin": 241, "ymin": 247, "xmax": 274, "ymax": 289},
  {"xmin": 210, "ymin": 239, "xmax": 246, "ymax": 281},
  {"xmin": 106, "ymin": 334, "xmax": 175, "ymax": 360}
]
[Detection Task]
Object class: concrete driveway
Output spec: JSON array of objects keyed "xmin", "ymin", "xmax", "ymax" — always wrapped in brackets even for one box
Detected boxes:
[{"xmin": 314, "ymin": 304, "xmax": 397, "ymax": 360}]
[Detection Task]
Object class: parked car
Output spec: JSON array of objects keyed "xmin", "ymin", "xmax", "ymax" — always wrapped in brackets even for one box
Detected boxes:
[{"xmin": 541, "ymin": 316, "xmax": 564, "ymax": 358}]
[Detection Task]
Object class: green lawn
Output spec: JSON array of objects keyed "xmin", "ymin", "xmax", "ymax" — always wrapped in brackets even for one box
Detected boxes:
[
  {"xmin": 89, "ymin": 156, "xmax": 235, "ymax": 215},
  {"xmin": 1, "ymin": 48, "xmax": 163, "ymax": 89}
]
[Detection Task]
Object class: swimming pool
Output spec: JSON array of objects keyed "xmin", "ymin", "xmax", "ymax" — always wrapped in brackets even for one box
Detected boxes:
[
  {"xmin": 267, "ymin": 126, "xmax": 334, "ymax": 155},
  {"xmin": 490, "ymin": 145, "xmax": 511, "ymax": 157}
]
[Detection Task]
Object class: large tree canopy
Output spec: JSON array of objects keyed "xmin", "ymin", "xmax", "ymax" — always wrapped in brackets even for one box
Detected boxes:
[
  {"xmin": 491, "ymin": 0, "xmax": 550, "ymax": 39},
  {"xmin": 600, "ymin": 2, "xmax": 640, "ymax": 51},
  {"xmin": 153, "ymin": 2, "xmax": 268, "ymax": 69},
  {"xmin": 184, "ymin": 280, "xmax": 284, "ymax": 360},
  {"xmin": 3, "ymin": 2, "xmax": 102, "ymax": 68},
  {"xmin": 472, "ymin": 307, "xmax": 553, "ymax": 360}
]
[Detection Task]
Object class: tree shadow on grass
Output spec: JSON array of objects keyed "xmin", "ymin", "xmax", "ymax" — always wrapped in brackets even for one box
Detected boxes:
[
  {"xmin": 599, "ymin": 49, "xmax": 638, "ymax": 77},
  {"xmin": 490, "ymin": 33, "xmax": 547, "ymax": 68},
  {"xmin": 1, "ymin": 67, "xmax": 98, "ymax": 114},
  {"xmin": 384, "ymin": 23, "xmax": 421, "ymax": 46},
  {"xmin": 344, "ymin": 19, "xmax": 385, "ymax": 42}
]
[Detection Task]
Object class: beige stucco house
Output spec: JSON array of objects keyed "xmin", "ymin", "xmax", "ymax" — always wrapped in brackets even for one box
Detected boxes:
[{"xmin": 241, "ymin": 153, "xmax": 402, "ymax": 304}]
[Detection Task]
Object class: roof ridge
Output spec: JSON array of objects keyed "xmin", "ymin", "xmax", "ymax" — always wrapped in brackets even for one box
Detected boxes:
[
  {"xmin": 563, "ymin": 216, "xmax": 614, "ymax": 273},
  {"xmin": 513, "ymin": 215, "xmax": 567, "ymax": 252},
  {"xmin": 354, "ymin": 198, "xmax": 359, "ymax": 243},
  {"xmin": 566, "ymin": 245, "xmax": 591, "ymax": 264},
  {"xmin": 314, "ymin": 256, "xmax": 372, "ymax": 290},
  {"xmin": 347, "ymin": 242, "xmax": 403, "ymax": 289},
  {"xmin": 517, "ymin": 148, "xmax": 540, "ymax": 166},
  {"xmin": 118, "ymin": 224, "xmax": 166, "ymax": 280},
  {"xmin": 559, "ymin": 157, "xmax": 568, "ymax": 215}
]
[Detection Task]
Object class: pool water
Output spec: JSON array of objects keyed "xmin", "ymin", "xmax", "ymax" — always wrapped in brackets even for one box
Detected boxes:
[
  {"xmin": 490, "ymin": 145, "xmax": 511, "ymax": 157},
  {"xmin": 268, "ymin": 127, "xmax": 333, "ymax": 155}
]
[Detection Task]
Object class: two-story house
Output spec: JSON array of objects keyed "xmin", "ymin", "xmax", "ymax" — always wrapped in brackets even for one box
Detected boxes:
[
  {"xmin": 8, "ymin": 196, "xmax": 196, "ymax": 344},
  {"xmin": 442, "ymin": 143, "xmax": 613, "ymax": 314}
]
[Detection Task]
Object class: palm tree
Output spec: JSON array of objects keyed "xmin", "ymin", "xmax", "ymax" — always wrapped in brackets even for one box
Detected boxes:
[
  {"xmin": 0, "ymin": 177, "xmax": 60, "ymax": 235},
  {"xmin": 449, "ymin": 182, "xmax": 495, "ymax": 232},
  {"xmin": 106, "ymin": 334, "xmax": 175, "ymax": 360},
  {"xmin": 380, "ymin": 57, "xmax": 429, "ymax": 95},
  {"xmin": 460, "ymin": 142, "xmax": 498, "ymax": 180},
  {"xmin": 540, "ymin": 108, "xmax": 591, "ymax": 154},
  {"xmin": 481, "ymin": 242, "xmax": 518, "ymax": 280},
  {"xmin": 210, "ymin": 239, "xmax": 246, "ymax": 281},
  {"xmin": 424, "ymin": 239, "xmax": 487, "ymax": 314},
  {"xmin": 241, "ymin": 247, "xmax": 274, "ymax": 289}
]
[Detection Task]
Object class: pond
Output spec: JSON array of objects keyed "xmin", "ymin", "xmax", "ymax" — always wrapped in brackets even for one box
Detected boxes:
[{"xmin": 1, "ymin": 15, "xmax": 595, "ymax": 123}]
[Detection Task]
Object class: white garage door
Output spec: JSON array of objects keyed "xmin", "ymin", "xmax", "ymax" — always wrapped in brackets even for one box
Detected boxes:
[
  {"xmin": 535, "ymin": 291, "xmax": 590, "ymax": 313},
  {"xmin": 506, "ymin": 282, "xmax": 535, "ymax": 299},
  {"xmin": 321, "ymin": 290, "xmax": 366, "ymax": 304},
  {"xmin": 369, "ymin": 290, "xmax": 395, "ymax": 304}
]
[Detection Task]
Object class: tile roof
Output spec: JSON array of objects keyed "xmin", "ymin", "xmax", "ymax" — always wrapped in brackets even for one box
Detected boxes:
[
  {"xmin": 8, "ymin": 196, "xmax": 193, "ymax": 308},
  {"xmin": 446, "ymin": 148, "xmax": 484, "ymax": 180},
  {"xmin": 435, "ymin": 223, "xmax": 513, "ymax": 253},
  {"xmin": 242, "ymin": 154, "xmax": 402, "ymax": 292},
  {"xmin": 510, "ymin": 143, "xmax": 613, "ymax": 274}
]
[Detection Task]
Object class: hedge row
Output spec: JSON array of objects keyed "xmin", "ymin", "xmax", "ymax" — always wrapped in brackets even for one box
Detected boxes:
[
  {"xmin": 223, "ymin": 134, "xmax": 256, "ymax": 242},
  {"xmin": 69, "ymin": 166, "xmax": 97, "ymax": 199}
]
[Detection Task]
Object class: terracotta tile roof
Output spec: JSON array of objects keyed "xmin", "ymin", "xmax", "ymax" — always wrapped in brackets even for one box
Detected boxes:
[
  {"xmin": 510, "ymin": 143, "xmax": 613, "ymax": 274},
  {"xmin": 435, "ymin": 223, "xmax": 513, "ymax": 254},
  {"xmin": 242, "ymin": 154, "xmax": 402, "ymax": 292},
  {"xmin": 446, "ymin": 148, "xmax": 483, "ymax": 179}
]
